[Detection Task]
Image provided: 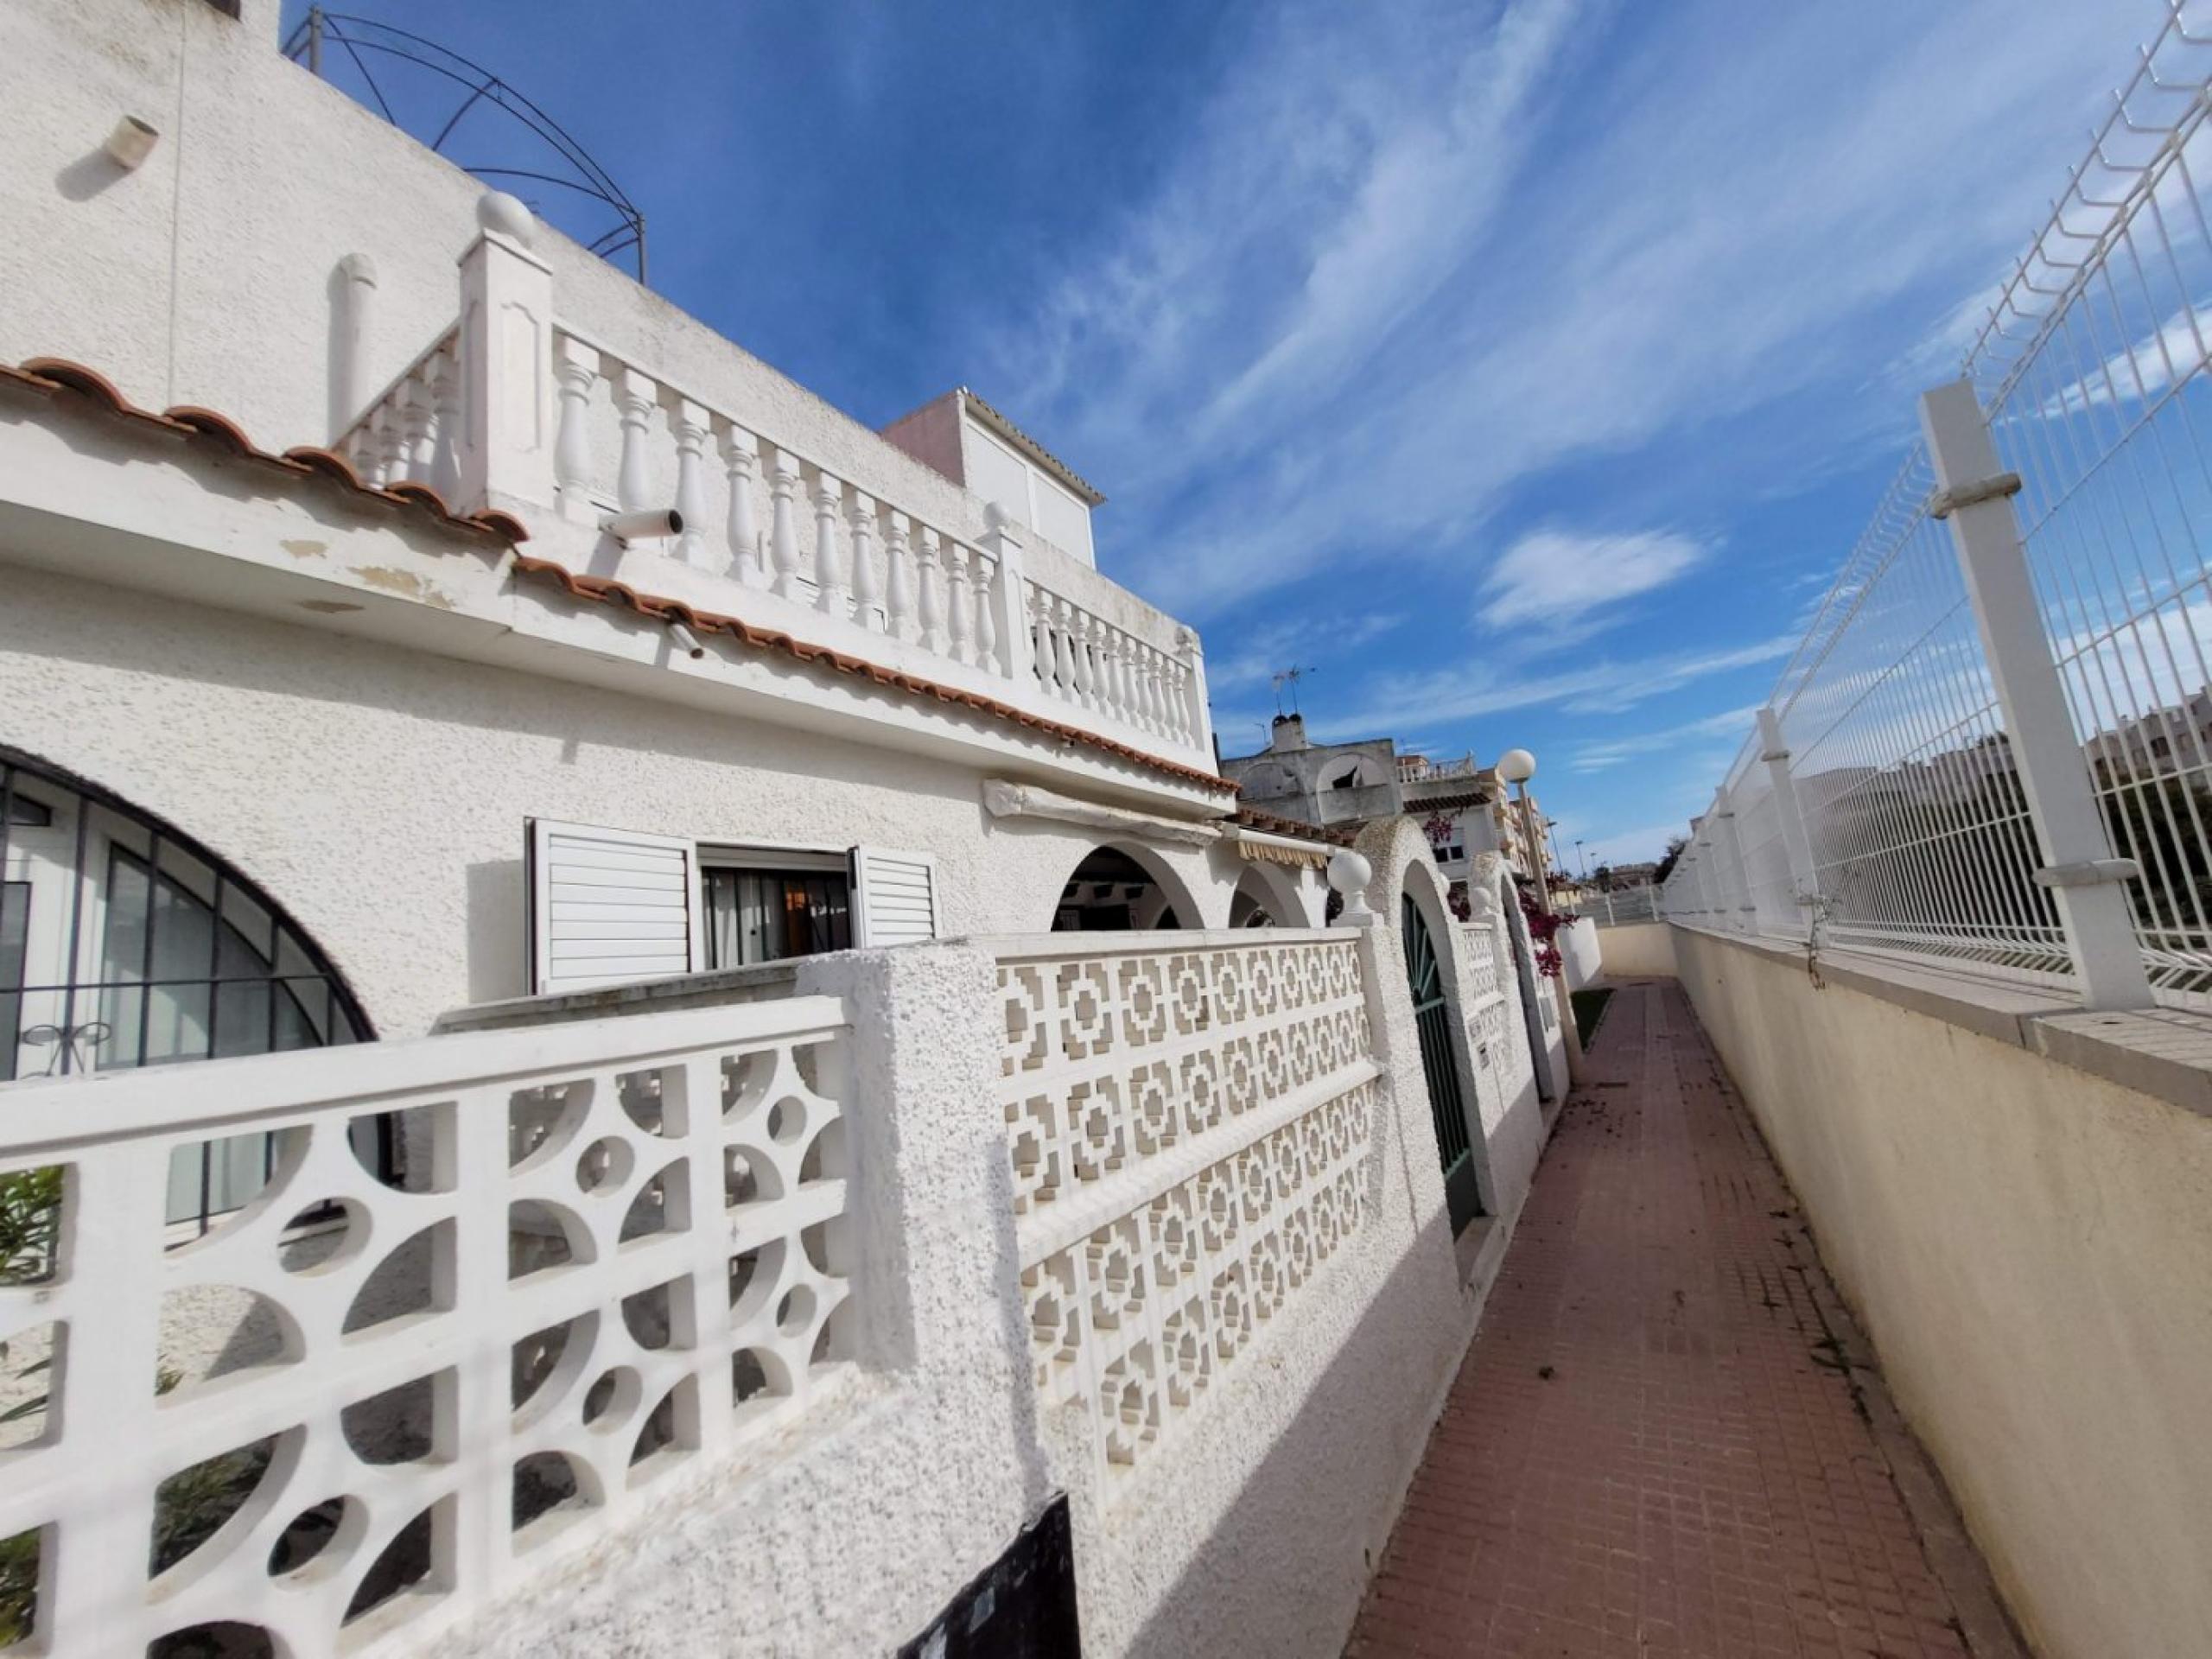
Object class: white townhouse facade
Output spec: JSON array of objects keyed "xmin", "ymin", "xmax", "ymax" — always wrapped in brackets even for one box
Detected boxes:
[{"xmin": 0, "ymin": 5, "xmax": 1567, "ymax": 1656}]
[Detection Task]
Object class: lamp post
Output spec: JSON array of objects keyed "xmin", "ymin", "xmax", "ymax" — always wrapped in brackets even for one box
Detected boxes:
[{"xmin": 1496, "ymin": 747, "xmax": 1585, "ymax": 1089}]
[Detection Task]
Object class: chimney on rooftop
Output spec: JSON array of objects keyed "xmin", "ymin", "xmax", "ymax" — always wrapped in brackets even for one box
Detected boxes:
[{"xmin": 1271, "ymin": 713, "xmax": 1308, "ymax": 753}]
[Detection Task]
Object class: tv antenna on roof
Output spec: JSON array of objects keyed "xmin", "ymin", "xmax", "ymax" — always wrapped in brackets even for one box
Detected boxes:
[{"xmin": 1272, "ymin": 666, "xmax": 1314, "ymax": 715}]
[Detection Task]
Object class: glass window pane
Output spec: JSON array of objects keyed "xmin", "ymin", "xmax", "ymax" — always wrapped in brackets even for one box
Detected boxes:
[{"xmin": 2, "ymin": 881, "xmax": 28, "ymax": 1084}]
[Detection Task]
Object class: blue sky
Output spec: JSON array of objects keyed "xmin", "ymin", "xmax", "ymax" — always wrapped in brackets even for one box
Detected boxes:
[{"xmin": 292, "ymin": 0, "xmax": 2147, "ymax": 867}]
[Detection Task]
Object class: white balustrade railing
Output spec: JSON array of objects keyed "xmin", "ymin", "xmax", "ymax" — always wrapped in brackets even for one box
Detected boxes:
[
  {"xmin": 542, "ymin": 322, "xmax": 1208, "ymax": 763},
  {"xmin": 994, "ymin": 931, "xmax": 1378, "ymax": 1495},
  {"xmin": 550, "ymin": 327, "xmax": 1033, "ymax": 672},
  {"xmin": 0, "ymin": 997, "xmax": 853, "ymax": 1656},
  {"xmin": 337, "ymin": 327, "xmax": 461, "ymax": 500},
  {"xmin": 1025, "ymin": 584, "xmax": 1204, "ymax": 751},
  {"xmin": 331, "ymin": 225, "xmax": 1217, "ymax": 775}
]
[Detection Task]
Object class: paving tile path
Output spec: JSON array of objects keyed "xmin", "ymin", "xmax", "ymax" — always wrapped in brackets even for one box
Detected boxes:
[{"xmin": 1347, "ymin": 981, "xmax": 2015, "ymax": 1659}]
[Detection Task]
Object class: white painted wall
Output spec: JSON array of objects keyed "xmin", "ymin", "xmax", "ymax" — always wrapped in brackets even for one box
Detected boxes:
[
  {"xmin": 0, "ymin": 0, "xmax": 1154, "ymax": 643},
  {"xmin": 1671, "ymin": 926, "xmax": 2212, "ymax": 1659},
  {"xmin": 0, "ymin": 563, "xmax": 1253, "ymax": 1037},
  {"xmin": 1557, "ymin": 914, "xmax": 1601, "ymax": 990}
]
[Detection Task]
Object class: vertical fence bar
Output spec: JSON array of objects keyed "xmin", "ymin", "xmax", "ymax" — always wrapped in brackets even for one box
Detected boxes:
[
  {"xmin": 1758, "ymin": 705, "xmax": 1819, "ymax": 939},
  {"xmin": 1919, "ymin": 379, "xmax": 2153, "ymax": 1010},
  {"xmin": 1709, "ymin": 791, "xmax": 1754, "ymax": 935}
]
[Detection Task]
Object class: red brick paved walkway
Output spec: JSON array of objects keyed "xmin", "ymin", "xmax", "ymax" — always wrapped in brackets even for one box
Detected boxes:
[{"xmin": 1348, "ymin": 982, "xmax": 2004, "ymax": 1659}]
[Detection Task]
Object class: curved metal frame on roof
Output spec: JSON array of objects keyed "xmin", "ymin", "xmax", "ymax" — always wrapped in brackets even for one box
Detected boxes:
[{"xmin": 282, "ymin": 8, "xmax": 648, "ymax": 281}]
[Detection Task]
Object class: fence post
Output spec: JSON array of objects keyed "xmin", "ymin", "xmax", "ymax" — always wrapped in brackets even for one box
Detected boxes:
[
  {"xmin": 1757, "ymin": 705, "xmax": 1820, "ymax": 938},
  {"xmin": 1708, "ymin": 789, "xmax": 1755, "ymax": 935},
  {"xmin": 1919, "ymin": 379, "xmax": 2152, "ymax": 1010}
]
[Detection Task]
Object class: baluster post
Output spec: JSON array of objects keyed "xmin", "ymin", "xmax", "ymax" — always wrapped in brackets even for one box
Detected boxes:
[
  {"xmin": 614, "ymin": 366, "xmax": 658, "ymax": 513},
  {"xmin": 1070, "ymin": 608, "xmax": 1096, "ymax": 710},
  {"xmin": 849, "ymin": 492, "xmax": 883, "ymax": 631},
  {"xmin": 721, "ymin": 424, "xmax": 762, "ymax": 586},
  {"xmin": 552, "ymin": 334, "xmax": 599, "ymax": 524},
  {"xmin": 673, "ymin": 398, "xmax": 711, "ymax": 567},
  {"xmin": 365, "ymin": 404, "xmax": 399, "ymax": 488},
  {"xmin": 398, "ymin": 372, "xmax": 434, "ymax": 483},
  {"xmin": 1030, "ymin": 585, "xmax": 1054, "ymax": 692},
  {"xmin": 973, "ymin": 554, "xmax": 999, "ymax": 671},
  {"xmin": 917, "ymin": 526, "xmax": 947, "ymax": 652},
  {"xmin": 813, "ymin": 472, "xmax": 849, "ymax": 618},
  {"xmin": 946, "ymin": 542, "xmax": 975, "ymax": 664},
  {"xmin": 1092, "ymin": 621, "xmax": 1123, "ymax": 722},
  {"xmin": 885, "ymin": 512, "xmax": 918, "ymax": 642},
  {"xmin": 769, "ymin": 449, "xmax": 804, "ymax": 601},
  {"xmin": 429, "ymin": 346, "xmax": 463, "ymax": 503},
  {"xmin": 455, "ymin": 193, "xmax": 557, "ymax": 517},
  {"xmin": 1052, "ymin": 598, "xmax": 1078, "ymax": 701}
]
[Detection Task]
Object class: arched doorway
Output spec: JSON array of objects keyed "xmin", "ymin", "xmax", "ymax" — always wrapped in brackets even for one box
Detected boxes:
[
  {"xmin": 1228, "ymin": 864, "xmax": 1300, "ymax": 928},
  {"xmin": 1402, "ymin": 892, "xmax": 1482, "ymax": 1234},
  {"xmin": 1052, "ymin": 846, "xmax": 1193, "ymax": 931},
  {"xmin": 1, "ymin": 746, "xmax": 372, "ymax": 1227}
]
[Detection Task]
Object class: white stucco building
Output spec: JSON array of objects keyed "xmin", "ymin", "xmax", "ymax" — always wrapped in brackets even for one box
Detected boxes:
[{"xmin": 0, "ymin": 4, "xmax": 1568, "ymax": 1655}]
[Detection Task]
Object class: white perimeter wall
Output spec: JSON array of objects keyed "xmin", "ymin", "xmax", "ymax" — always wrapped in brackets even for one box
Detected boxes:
[
  {"xmin": 0, "ymin": 564, "xmax": 1255, "ymax": 1037},
  {"xmin": 1671, "ymin": 926, "xmax": 2212, "ymax": 1659},
  {"xmin": 1594, "ymin": 919, "xmax": 1678, "ymax": 979}
]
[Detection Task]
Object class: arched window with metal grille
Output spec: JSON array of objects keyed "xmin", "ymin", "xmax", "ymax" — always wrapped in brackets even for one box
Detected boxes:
[{"xmin": 1, "ymin": 746, "xmax": 373, "ymax": 1228}]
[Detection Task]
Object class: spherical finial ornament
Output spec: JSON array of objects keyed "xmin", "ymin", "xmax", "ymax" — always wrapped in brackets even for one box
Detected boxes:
[
  {"xmin": 477, "ymin": 190, "xmax": 537, "ymax": 247},
  {"xmin": 1326, "ymin": 849, "xmax": 1371, "ymax": 898},
  {"xmin": 983, "ymin": 499, "xmax": 1012, "ymax": 532},
  {"xmin": 1497, "ymin": 747, "xmax": 1537, "ymax": 785},
  {"xmin": 1326, "ymin": 849, "xmax": 1379, "ymax": 927}
]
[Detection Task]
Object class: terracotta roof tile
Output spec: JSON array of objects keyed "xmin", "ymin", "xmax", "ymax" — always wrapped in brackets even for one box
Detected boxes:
[
  {"xmin": 3, "ymin": 356, "xmax": 526, "ymax": 543},
  {"xmin": 507, "ymin": 556, "xmax": 1237, "ymax": 794},
  {"xmin": 2, "ymin": 353, "xmax": 1233, "ymax": 798}
]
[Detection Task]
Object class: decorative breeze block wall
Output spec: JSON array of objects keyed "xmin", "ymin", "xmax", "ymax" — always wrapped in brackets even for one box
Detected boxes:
[
  {"xmin": 0, "ymin": 1000, "xmax": 852, "ymax": 1658},
  {"xmin": 996, "ymin": 934, "xmax": 1381, "ymax": 1496}
]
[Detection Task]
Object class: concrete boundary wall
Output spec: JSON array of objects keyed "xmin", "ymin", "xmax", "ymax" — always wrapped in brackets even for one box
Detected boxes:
[
  {"xmin": 1669, "ymin": 925, "xmax": 2212, "ymax": 1659},
  {"xmin": 1593, "ymin": 919, "xmax": 1678, "ymax": 979}
]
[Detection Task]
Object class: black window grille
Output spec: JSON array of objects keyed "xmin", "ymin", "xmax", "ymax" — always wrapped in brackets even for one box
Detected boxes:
[{"xmin": 0, "ymin": 747, "xmax": 375, "ymax": 1235}]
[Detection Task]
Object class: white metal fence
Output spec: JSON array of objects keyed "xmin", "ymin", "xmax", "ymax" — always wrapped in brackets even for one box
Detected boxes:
[{"xmin": 1663, "ymin": 2, "xmax": 2212, "ymax": 1013}]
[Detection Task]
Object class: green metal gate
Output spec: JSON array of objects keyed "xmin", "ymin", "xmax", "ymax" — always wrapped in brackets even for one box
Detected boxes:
[{"xmin": 1402, "ymin": 894, "xmax": 1481, "ymax": 1234}]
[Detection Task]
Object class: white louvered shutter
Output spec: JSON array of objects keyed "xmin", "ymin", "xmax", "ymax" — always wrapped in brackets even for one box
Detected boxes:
[
  {"xmin": 849, "ymin": 847, "xmax": 940, "ymax": 947},
  {"xmin": 527, "ymin": 818, "xmax": 702, "ymax": 994}
]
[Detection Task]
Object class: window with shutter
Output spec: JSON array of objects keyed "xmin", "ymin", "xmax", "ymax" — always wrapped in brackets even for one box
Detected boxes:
[
  {"xmin": 849, "ymin": 848, "xmax": 940, "ymax": 947},
  {"xmin": 526, "ymin": 819, "xmax": 702, "ymax": 994}
]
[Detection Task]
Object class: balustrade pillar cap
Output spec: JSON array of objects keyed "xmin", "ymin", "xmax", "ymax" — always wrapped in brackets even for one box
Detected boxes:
[{"xmin": 477, "ymin": 190, "xmax": 537, "ymax": 247}]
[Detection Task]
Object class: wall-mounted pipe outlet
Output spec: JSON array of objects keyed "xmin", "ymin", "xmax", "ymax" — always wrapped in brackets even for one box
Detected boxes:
[
  {"xmin": 104, "ymin": 115, "xmax": 160, "ymax": 170},
  {"xmin": 601, "ymin": 507, "xmax": 682, "ymax": 545},
  {"xmin": 666, "ymin": 620, "xmax": 705, "ymax": 659}
]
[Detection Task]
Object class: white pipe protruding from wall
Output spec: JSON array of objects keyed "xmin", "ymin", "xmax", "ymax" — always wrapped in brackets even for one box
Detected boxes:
[
  {"xmin": 331, "ymin": 252, "xmax": 378, "ymax": 442},
  {"xmin": 601, "ymin": 507, "xmax": 683, "ymax": 545}
]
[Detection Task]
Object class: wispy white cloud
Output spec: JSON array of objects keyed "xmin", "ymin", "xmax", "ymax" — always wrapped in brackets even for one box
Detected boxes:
[
  {"xmin": 1312, "ymin": 632, "xmax": 1796, "ymax": 741},
  {"xmin": 994, "ymin": 0, "xmax": 2119, "ymax": 620},
  {"xmin": 1572, "ymin": 704, "xmax": 1760, "ymax": 772},
  {"xmin": 1478, "ymin": 529, "xmax": 1707, "ymax": 631},
  {"xmin": 1205, "ymin": 611, "xmax": 1404, "ymax": 697}
]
